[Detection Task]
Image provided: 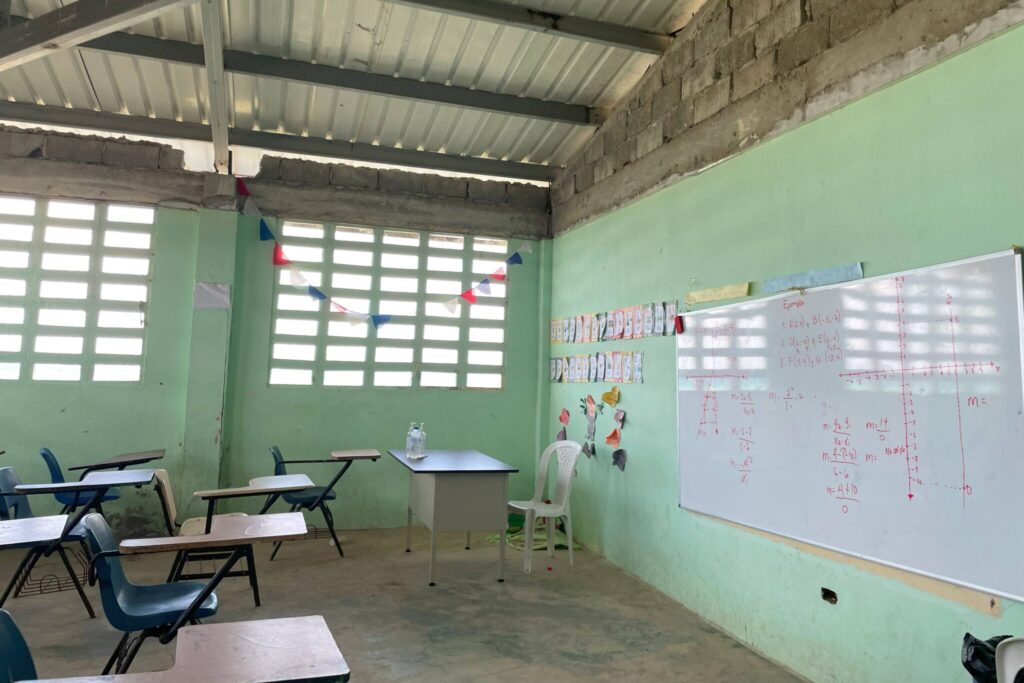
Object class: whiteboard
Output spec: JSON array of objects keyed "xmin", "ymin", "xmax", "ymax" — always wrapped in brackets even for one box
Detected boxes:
[{"xmin": 676, "ymin": 251, "xmax": 1024, "ymax": 600}]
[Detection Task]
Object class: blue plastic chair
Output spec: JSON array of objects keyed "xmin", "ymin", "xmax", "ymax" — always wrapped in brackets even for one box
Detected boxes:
[
  {"xmin": 80, "ymin": 512, "xmax": 218, "ymax": 674},
  {"xmin": 0, "ymin": 467, "xmax": 95, "ymax": 618},
  {"xmin": 39, "ymin": 448, "xmax": 121, "ymax": 512},
  {"xmin": 0, "ymin": 609, "xmax": 36, "ymax": 683},
  {"xmin": 268, "ymin": 446, "xmax": 341, "ymax": 560}
]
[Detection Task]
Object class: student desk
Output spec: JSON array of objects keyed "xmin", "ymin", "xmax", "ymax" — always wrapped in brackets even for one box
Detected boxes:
[
  {"xmin": 29, "ymin": 615, "xmax": 350, "ymax": 682},
  {"xmin": 69, "ymin": 450, "xmax": 166, "ymax": 478},
  {"xmin": 120, "ymin": 512, "xmax": 308, "ymax": 644},
  {"xmin": 193, "ymin": 474, "xmax": 314, "ymax": 533},
  {"xmin": 0, "ymin": 515, "xmax": 91, "ymax": 615},
  {"xmin": 16, "ymin": 470, "xmax": 157, "ymax": 544},
  {"xmin": 388, "ymin": 449, "xmax": 518, "ymax": 586}
]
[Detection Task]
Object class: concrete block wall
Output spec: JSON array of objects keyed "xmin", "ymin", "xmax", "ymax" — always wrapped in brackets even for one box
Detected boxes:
[
  {"xmin": 0, "ymin": 125, "xmax": 184, "ymax": 170},
  {"xmin": 551, "ymin": 0, "xmax": 1024, "ymax": 233}
]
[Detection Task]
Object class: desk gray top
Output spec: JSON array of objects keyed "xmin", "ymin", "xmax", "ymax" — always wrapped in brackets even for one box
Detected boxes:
[
  {"xmin": 192, "ymin": 474, "xmax": 313, "ymax": 500},
  {"xmin": 68, "ymin": 450, "xmax": 166, "ymax": 472},
  {"xmin": 15, "ymin": 469, "xmax": 156, "ymax": 494},
  {"xmin": 29, "ymin": 615, "xmax": 350, "ymax": 682},
  {"xmin": 388, "ymin": 449, "xmax": 518, "ymax": 474},
  {"xmin": 0, "ymin": 515, "xmax": 68, "ymax": 547},
  {"xmin": 119, "ymin": 512, "xmax": 308, "ymax": 555}
]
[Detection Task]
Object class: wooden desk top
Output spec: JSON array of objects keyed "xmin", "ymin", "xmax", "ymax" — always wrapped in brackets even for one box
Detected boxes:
[
  {"xmin": 0, "ymin": 515, "xmax": 68, "ymax": 548},
  {"xmin": 330, "ymin": 449, "xmax": 382, "ymax": 461},
  {"xmin": 68, "ymin": 449, "xmax": 166, "ymax": 471},
  {"xmin": 119, "ymin": 512, "xmax": 308, "ymax": 555},
  {"xmin": 193, "ymin": 474, "xmax": 313, "ymax": 500},
  {"xmin": 29, "ymin": 615, "xmax": 350, "ymax": 682},
  {"xmin": 15, "ymin": 469, "xmax": 156, "ymax": 494},
  {"xmin": 388, "ymin": 449, "xmax": 518, "ymax": 474}
]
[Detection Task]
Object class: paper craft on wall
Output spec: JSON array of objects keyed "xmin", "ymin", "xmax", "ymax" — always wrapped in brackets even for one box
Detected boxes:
[
  {"xmin": 605, "ymin": 427, "xmax": 621, "ymax": 448},
  {"xmin": 761, "ymin": 262, "xmax": 863, "ymax": 294},
  {"xmin": 614, "ymin": 410, "xmax": 626, "ymax": 428},
  {"xmin": 596, "ymin": 353, "xmax": 605, "ymax": 382},
  {"xmin": 601, "ymin": 386, "xmax": 620, "ymax": 408},
  {"xmin": 633, "ymin": 352, "xmax": 644, "ymax": 384},
  {"xmin": 612, "ymin": 449, "xmax": 627, "ymax": 472},
  {"xmin": 684, "ymin": 281, "xmax": 750, "ymax": 305},
  {"xmin": 622, "ymin": 351, "xmax": 633, "ymax": 383}
]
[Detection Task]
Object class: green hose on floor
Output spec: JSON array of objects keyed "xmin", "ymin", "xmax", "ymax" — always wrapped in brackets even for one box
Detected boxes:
[{"xmin": 486, "ymin": 514, "xmax": 581, "ymax": 551}]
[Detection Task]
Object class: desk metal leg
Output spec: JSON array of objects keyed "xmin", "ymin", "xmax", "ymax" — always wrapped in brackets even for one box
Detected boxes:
[
  {"xmin": 428, "ymin": 529, "xmax": 437, "ymax": 586},
  {"xmin": 498, "ymin": 528, "xmax": 506, "ymax": 583},
  {"xmin": 159, "ymin": 546, "xmax": 244, "ymax": 644},
  {"xmin": 0, "ymin": 547, "xmax": 39, "ymax": 607},
  {"xmin": 48, "ymin": 488, "xmax": 104, "ymax": 556},
  {"xmin": 405, "ymin": 507, "xmax": 412, "ymax": 553},
  {"xmin": 55, "ymin": 544, "xmax": 95, "ymax": 618}
]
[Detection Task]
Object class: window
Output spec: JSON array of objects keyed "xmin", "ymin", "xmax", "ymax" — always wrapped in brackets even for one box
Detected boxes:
[
  {"xmin": 269, "ymin": 221, "xmax": 509, "ymax": 388},
  {"xmin": 0, "ymin": 194, "xmax": 154, "ymax": 382}
]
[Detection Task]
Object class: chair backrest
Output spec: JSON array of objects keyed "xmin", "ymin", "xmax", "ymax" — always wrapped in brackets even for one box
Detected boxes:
[
  {"xmin": 38, "ymin": 448, "xmax": 66, "ymax": 485},
  {"xmin": 0, "ymin": 609, "xmax": 37, "ymax": 683},
  {"xmin": 269, "ymin": 446, "xmax": 287, "ymax": 476},
  {"xmin": 0, "ymin": 467, "xmax": 33, "ymax": 521},
  {"xmin": 153, "ymin": 469, "xmax": 178, "ymax": 534},
  {"xmin": 997, "ymin": 637, "xmax": 1024, "ymax": 683},
  {"xmin": 80, "ymin": 513, "xmax": 135, "ymax": 631},
  {"xmin": 532, "ymin": 441, "xmax": 582, "ymax": 511}
]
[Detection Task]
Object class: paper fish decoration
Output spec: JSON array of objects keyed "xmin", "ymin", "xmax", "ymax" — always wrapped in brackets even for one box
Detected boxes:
[
  {"xmin": 605, "ymin": 427, "xmax": 621, "ymax": 448},
  {"xmin": 580, "ymin": 395, "xmax": 602, "ymax": 443},
  {"xmin": 559, "ymin": 408, "xmax": 570, "ymax": 425},
  {"xmin": 601, "ymin": 386, "xmax": 621, "ymax": 408},
  {"xmin": 614, "ymin": 410, "xmax": 626, "ymax": 428},
  {"xmin": 556, "ymin": 427, "xmax": 567, "ymax": 441},
  {"xmin": 582, "ymin": 442, "xmax": 593, "ymax": 458},
  {"xmin": 612, "ymin": 449, "xmax": 627, "ymax": 472}
]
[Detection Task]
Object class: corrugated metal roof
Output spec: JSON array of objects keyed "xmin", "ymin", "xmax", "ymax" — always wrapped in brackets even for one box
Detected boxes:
[{"xmin": 3, "ymin": 0, "xmax": 691, "ymax": 173}]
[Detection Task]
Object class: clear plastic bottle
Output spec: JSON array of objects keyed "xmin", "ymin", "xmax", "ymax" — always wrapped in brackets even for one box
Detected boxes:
[{"xmin": 406, "ymin": 422, "xmax": 426, "ymax": 458}]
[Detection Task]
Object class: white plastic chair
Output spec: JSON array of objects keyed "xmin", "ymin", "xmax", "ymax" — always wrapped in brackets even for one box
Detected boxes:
[
  {"xmin": 997, "ymin": 637, "xmax": 1024, "ymax": 683},
  {"xmin": 508, "ymin": 440, "xmax": 582, "ymax": 574}
]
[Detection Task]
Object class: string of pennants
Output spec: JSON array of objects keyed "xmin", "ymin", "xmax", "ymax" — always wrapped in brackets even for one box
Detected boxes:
[{"xmin": 236, "ymin": 178, "xmax": 531, "ymax": 328}]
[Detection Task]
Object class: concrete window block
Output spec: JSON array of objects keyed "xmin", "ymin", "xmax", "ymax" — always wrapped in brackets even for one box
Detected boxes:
[
  {"xmin": 777, "ymin": 19, "xmax": 830, "ymax": 72},
  {"xmin": 574, "ymin": 164, "xmax": 595, "ymax": 194},
  {"xmin": 257, "ymin": 156, "xmax": 282, "ymax": 180},
  {"xmin": 467, "ymin": 179, "xmax": 507, "ymax": 203},
  {"xmin": 43, "ymin": 135, "xmax": 104, "ymax": 164},
  {"xmin": 626, "ymin": 102, "xmax": 653, "ymax": 138},
  {"xmin": 733, "ymin": 51, "xmax": 777, "ymax": 101},
  {"xmin": 506, "ymin": 183, "xmax": 548, "ymax": 210},
  {"xmin": 664, "ymin": 98, "xmax": 696, "ymax": 139},
  {"xmin": 754, "ymin": 0, "xmax": 805, "ymax": 55},
  {"xmin": 717, "ymin": 31, "xmax": 757, "ymax": 76},
  {"xmin": 330, "ymin": 163, "xmax": 379, "ymax": 190},
  {"xmin": 612, "ymin": 139, "xmax": 637, "ymax": 171},
  {"xmin": 550, "ymin": 176, "xmax": 575, "ymax": 205},
  {"xmin": 637, "ymin": 120, "xmax": 665, "ymax": 159},
  {"xmin": 661, "ymin": 38, "xmax": 695, "ymax": 83},
  {"xmin": 593, "ymin": 156, "xmax": 615, "ymax": 184},
  {"xmin": 732, "ymin": 0, "xmax": 774, "ymax": 34},
  {"xmin": 694, "ymin": 0, "xmax": 732, "ymax": 60},
  {"xmin": 379, "ymin": 170, "xmax": 426, "ymax": 195},
  {"xmin": 652, "ymin": 77, "xmax": 682, "ymax": 120},
  {"xmin": 158, "ymin": 146, "xmax": 185, "ymax": 170},
  {"xmin": 0, "ymin": 128, "xmax": 44, "ymax": 157},
  {"xmin": 102, "ymin": 140, "xmax": 160, "ymax": 169},
  {"xmin": 584, "ymin": 133, "xmax": 605, "ymax": 165},
  {"xmin": 422, "ymin": 174, "xmax": 468, "ymax": 199},
  {"xmin": 280, "ymin": 159, "xmax": 331, "ymax": 186},
  {"xmin": 693, "ymin": 76, "xmax": 733, "ymax": 124},
  {"xmin": 681, "ymin": 54, "xmax": 717, "ymax": 99}
]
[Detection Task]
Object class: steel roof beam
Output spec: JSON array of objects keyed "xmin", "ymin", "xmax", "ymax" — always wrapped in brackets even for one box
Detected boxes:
[
  {"xmin": 0, "ymin": 0, "xmax": 197, "ymax": 73},
  {"xmin": 199, "ymin": 0, "xmax": 229, "ymax": 173},
  {"xmin": 387, "ymin": 0, "xmax": 670, "ymax": 54},
  {"xmin": 0, "ymin": 101, "xmax": 557, "ymax": 182}
]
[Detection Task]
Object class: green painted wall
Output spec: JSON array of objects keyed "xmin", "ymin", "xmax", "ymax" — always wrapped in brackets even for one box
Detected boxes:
[
  {"xmin": 547, "ymin": 25, "xmax": 1024, "ymax": 683},
  {"xmin": 219, "ymin": 217, "xmax": 543, "ymax": 526},
  {"xmin": 0, "ymin": 208, "xmax": 197, "ymax": 531}
]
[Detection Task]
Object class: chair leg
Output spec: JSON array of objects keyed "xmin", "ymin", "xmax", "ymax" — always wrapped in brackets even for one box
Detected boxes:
[
  {"xmin": 103, "ymin": 632, "xmax": 131, "ymax": 675},
  {"xmin": 117, "ymin": 631, "xmax": 152, "ymax": 674},
  {"xmin": 95, "ymin": 502, "xmax": 105, "ymax": 517},
  {"xmin": 523, "ymin": 510, "xmax": 535, "ymax": 574},
  {"xmin": 244, "ymin": 544, "xmax": 261, "ymax": 608},
  {"xmin": 465, "ymin": 530, "xmax": 471, "ymax": 550},
  {"xmin": 547, "ymin": 517, "xmax": 555, "ymax": 558},
  {"xmin": 321, "ymin": 503, "xmax": 343, "ymax": 558},
  {"xmin": 269, "ymin": 504, "xmax": 300, "ymax": 561},
  {"xmin": 0, "ymin": 548, "xmax": 39, "ymax": 607},
  {"xmin": 55, "ymin": 544, "xmax": 95, "ymax": 618},
  {"xmin": 166, "ymin": 551, "xmax": 184, "ymax": 583},
  {"xmin": 12, "ymin": 546, "xmax": 44, "ymax": 598},
  {"xmin": 170, "ymin": 551, "xmax": 188, "ymax": 582},
  {"xmin": 564, "ymin": 513, "xmax": 574, "ymax": 567}
]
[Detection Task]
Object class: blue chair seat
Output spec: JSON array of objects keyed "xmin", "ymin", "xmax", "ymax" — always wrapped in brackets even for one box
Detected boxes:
[
  {"xmin": 106, "ymin": 581, "xmax": 217, "ymax": 632},
  {"xmin": 282, "ymin": 486, "xmax": 335, "ymax": 507}
]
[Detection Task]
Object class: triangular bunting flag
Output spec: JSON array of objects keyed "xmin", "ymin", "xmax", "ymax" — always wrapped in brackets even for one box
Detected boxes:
[
  {"xmin": 477, "ymin": 279, "xmax": 491, "ymax": 295},
  {"xmin": 459, "ymin": 289, "xmax": 477, "ymax": 304},
  {"xmin": 517, "ymin": 241, "xmax": 533, "ymax": 254},
  {"xmin": 371, "ymin": 314, "xmax": 392, "ymax": 328},
  {"xmin": 308, "ymin": 285, "xmax": 326, "ymax": 300},
  {"xmin": 330, "ymin": 300, "xmax": 347, "ymax": 314},
  {"xmin": 288, "ymin": 267, "xmax": 307, "ymax": 286},
  {"xmin": 236, "ymin": 178, "xmax": 251, "ymax": 197},
  {"xmin": 443, "ymin": 298, "xmax": 459, "ymax": 314},
  {"xmin": 273, "ymin": 243, "xmax": 291, "ymax": 266},
  {"xmin": 505, "ymin": 252, "xmax": 523, "ymax": 266},
  {"xmin": 242, "ymin": 196, "xmax": 260, "ymax": 217},
  {"xmin": 259, "ymin": 219, "xmax": 274, "ymax": 242},
  {"xmin": 489, "ymin": 268, "xmax": 506, "ymax": 282}
]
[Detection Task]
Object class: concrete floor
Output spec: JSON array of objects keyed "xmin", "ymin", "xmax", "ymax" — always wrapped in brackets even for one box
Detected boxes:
[{"xmin": 3, "ymin": 527, "xmax": 803, "ymax": 682}]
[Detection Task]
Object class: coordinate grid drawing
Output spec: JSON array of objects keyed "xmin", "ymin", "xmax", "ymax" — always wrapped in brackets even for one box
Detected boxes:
[{"xmin": 677, "ymin": 252, "xmax": 1024, "ymax": 600}]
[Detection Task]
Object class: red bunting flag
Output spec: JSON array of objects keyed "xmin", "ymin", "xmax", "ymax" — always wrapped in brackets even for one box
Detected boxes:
[
  {"xmin": 272, "ymin": 243, "xmax": 291, "ymax": 266},
  {"xmin": 490, "ymin": 268, "xmax": 506, "ymax": 282},
  {"xmin": 459, "ymin": 289, "xmax": 477, "ymax": 304},
  {"xmin": 236, "ymin": 178, "xmax": 251, "ymax": 197},
  {"xmin": 330, "ymin": 301, "xmax": 347, "ymax": 314}
]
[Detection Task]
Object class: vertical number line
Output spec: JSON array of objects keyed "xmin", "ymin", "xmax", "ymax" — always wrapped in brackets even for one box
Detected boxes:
[
  {"xmin": 947, "ymin": 295, "xmax": 968, "ymax": 507},
  {"xmin": 894, "ymin": 278, "xmax": 915, "ymax": 501}
]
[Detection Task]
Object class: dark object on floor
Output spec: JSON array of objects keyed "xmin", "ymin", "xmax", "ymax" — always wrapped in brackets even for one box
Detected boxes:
[{"xmin": 962, "ymin": 632, "xmax": 1014, "ymax": 683}]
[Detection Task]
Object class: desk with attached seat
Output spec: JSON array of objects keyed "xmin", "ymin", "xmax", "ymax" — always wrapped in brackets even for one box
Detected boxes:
[{"xmin": 68, "ymin": 450, "xmax": 166, "ymax": 479}]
